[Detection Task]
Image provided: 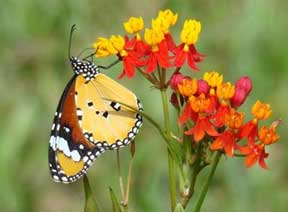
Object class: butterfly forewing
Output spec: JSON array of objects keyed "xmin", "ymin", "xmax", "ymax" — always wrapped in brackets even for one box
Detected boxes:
[
  {"xmin": 74, "ymin": 73, "xmax": 143, "ymax": 150},
  {"xmin": 49, "ymin": 76, "xmax": 105, "ymax": 183}
]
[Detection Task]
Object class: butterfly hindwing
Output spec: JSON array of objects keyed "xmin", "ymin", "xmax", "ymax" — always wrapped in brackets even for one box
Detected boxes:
[
  {"xmin": 74, "ymin": 73, "xmax": 143, "ymax": 150},
  {"xmin": 49, "ymin": 76, "xmax": 105, "ymax": 183}
]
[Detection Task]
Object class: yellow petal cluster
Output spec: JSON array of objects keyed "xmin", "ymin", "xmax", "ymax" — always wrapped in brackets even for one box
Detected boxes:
[
  {"xmin": 110, "ymin": 35, "xmax": 127, "ymax": 57},
  {"xmin": 216, "ymin": 82, "xmax": 235, "ymax": 100},
  {"xmin": 203, "ymin": 71, "xmax": 223, "ymax": 88},
  {"xmin": 157, "ymin": 9, "xmax": 178, "ymax": 27},
  {"xmin": 180, "ymin": 19, "xmax": 201, "ymax": 45},
  {"xmin": 153, "ymin": 9, "xmax": 178, "ymax": 34},
  {"xmin": 93, "ymin": 37, "xmax": 117, "ymax": 57},
  {"xmin": 93, "ymin": 35, "xmax": 127, "ymax": 57},
  {"xmin": 124, "ymin": 16, "xmax": 144, "ymax": 34},
  {"xmin": 144, "ymin": 28, "xmax": 164, "ymax": 51}
]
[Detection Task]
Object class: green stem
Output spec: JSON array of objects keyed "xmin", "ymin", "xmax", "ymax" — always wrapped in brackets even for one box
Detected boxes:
[
  {"xmin": 116, "ymin": 150, "xmax": 125, "ymax": 202},
  {"xmin": 194, "ymin": 151, "xmax": 222, "ymax": 212},
  {"xmin": 160, "ymin": 89, "xmax": 171, "ymax": 136},
  {"xmin": 160, "ymin": 89, "xmax": 176, "ymax": 211},
  {"xmin": 168, "ymin": 149, "xmax": 176, "ymax": 211},
  {"xmin": 181, "ymin": 143, "xmax": 201, "ymax": 208}
]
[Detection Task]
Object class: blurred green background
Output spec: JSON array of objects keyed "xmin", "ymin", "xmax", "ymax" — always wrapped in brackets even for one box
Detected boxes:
[{"xmin": 1, "ymin": 0, "xmax": 287, "ymax": 211}]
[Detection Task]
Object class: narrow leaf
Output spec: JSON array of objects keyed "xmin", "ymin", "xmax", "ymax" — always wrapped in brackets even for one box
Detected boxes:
[
  {"xmin": 83, "ymin": 175, "xmax": 99, "ymax": 212},
  {"xmin": 109, "ymin": 187, "xmax": 122, "ymax": 212}
]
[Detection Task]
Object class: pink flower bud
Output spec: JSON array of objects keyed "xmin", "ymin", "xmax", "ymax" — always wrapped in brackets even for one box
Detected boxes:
[
  {"xmin": 170, "ymin": 71, "xmax": 184, "ymax": 91},
  {"xmin": 230, "ymin": 88, "xmax": 247, "ymax": 108},
  {"xmin": 235, "ymin": 76, "xmax": 252, "ymax": 94},
  {"xmin": 196, "ymin": 79, "xmax": 209, "ymax": 95}
]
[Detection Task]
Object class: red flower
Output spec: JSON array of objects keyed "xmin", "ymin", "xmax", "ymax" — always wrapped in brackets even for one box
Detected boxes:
[
  {"xmin": 145, "ymin": 40, "xmax": 171, "ymax": 73},
  {"xmin": 237, "ymin": 120, "xmax": 258, "ymax": 144},
  {"xmin": 185, "ymin": 116, "xmax": 219, "ymax": 142},
  {"xmin": 125, "ymin": 36, "xmax": 150, "ymax": 56},
  {"xmin": 173, "ymin": 44, "xmax": 204, "ymax": 71},
  {"xmin": 210, "ymin": 130, "xmax": 238, "ymax": 157},
  {"xmin": 211, "ymin": 104, "xmax": 230, "ymax": 128},
  {"xmin": 164, "ymin": 33, "xmax": 176, "ymax": 51},
  {"xmin": 178, "ymin": 102, "xmax": 198, "ymax": 124},
  {"xmin": 239, "ymin": 144, "xmax": 269, "ymax": 169},
  {"xmin": 118, "ymin": 50, "xmax": 146, "ymax": 79}
]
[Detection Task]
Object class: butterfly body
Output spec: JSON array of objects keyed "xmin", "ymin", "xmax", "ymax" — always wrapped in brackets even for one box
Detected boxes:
[{"xmin": 49, "ymin": 57, "xmax": 143, "ymax": 183}]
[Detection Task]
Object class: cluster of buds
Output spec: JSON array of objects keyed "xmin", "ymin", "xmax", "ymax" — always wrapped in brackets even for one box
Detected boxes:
[
  {"xmin": 92, "ymin": 9, "xmax": 280, "ymax": 169},
  {"xmin": 172, "ymin": 71, "xmax": 280, "ymax": 169},
  {"xmin": 93, "ymin": 9, "xmax": 203, "ymax": 80}
]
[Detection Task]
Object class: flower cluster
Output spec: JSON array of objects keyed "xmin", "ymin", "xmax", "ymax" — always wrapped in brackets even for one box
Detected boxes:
[
  {"xmin": 173, "ymin": 71, "xmax": 280, "ymax": 169},
  {"xmin": 92, "ymin": 9, "xmax": 280, "ymax": 169},
  {"xmin": 93, "ymin": 9, "xmax": 203, "ymax": 80}
]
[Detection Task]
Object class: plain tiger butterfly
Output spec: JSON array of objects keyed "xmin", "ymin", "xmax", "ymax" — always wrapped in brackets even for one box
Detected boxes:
[{"xmin": 48, "ymin": 25, "xmax": 143, "ymax": 183}]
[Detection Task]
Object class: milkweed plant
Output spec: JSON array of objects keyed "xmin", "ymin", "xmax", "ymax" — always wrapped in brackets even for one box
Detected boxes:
[{"xmin": 84, "ymin": 9, "xmax": 281, "ymax": 212}]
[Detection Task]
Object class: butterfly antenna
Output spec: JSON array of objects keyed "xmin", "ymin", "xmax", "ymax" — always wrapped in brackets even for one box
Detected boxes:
[{"xmin": 68, "ymin": 24, "xmax": 77, "ymax": 59}]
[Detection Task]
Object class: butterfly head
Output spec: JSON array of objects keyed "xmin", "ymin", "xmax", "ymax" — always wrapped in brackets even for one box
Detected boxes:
[{"xmin": 70, "ymin": 56, "xmax": 100, "ymax": 82}]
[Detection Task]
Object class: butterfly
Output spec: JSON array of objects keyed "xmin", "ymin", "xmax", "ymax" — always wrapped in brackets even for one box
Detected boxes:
[{"xmin": 48, "ymin": 25, "xmax": 143, "ymax": 183}]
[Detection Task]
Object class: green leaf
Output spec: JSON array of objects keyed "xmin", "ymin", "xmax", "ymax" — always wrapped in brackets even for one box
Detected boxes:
[
  {"xmin": 109, "ymin": 187, "xmax": 122, "ymax": 212},
  {"xmin": 174, "ymin": 204, "xmax": 185, "ymax": 212},
  {"xmin": 83, "ymin": 175, "xmax": 99, "ymax": 212}
]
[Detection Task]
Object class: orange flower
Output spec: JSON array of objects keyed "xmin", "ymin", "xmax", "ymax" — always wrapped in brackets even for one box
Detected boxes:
[
  {"xmin": 178, "ymin": 78, "xmax": 198, "ymax": 97},
  {"xmin": 258, "ymin": 120, "xmax": 280, "ymax": 145},
  {"xmin": 251, "ymin": 100, "xmax": 272, "ymax": 120},
  {"xmin": 188, "ymin": 93, "xmax": 211, "ymax": 113},
  {"xmin": 240, "ymin": 144, "xmax": 269, "ymax": 169},
  {"xmin": 185, "ymin": 117, "xmax": 219, "ymax": 142},
  {"xmin": 210, "ymin": 130, "xmax": 238, "ymax": 157},
  {"xmin": 224, "ymin": 109, "xmax": 244, "ymax": 129}
]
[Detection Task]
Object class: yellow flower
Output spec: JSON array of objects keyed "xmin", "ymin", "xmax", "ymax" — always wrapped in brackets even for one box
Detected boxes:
[
  {"xmin": 251, "ymin": 100, "xmax": 272, "ymax": 120},
  {"xmin": 180, "ymin": 19, "xmax": 201, "ymax": 46},
  {"xmin": 157, "ymin": 9, "xmax": 178, "ymax": 27},
  {"xmin": 203, "ymin": 71, "xmax": 223, "ymax": 88},
  {"xmin": 178, "ymin": 78, "xmax": 198, "ymax": 97},
  {"xmin": 109, "ymin": 35, "xmax": 127, "ymax": 57},
  {"xmin": 153, "ymin": 9, "xmax": 177, "ymax": 34},
  {"xmin": 124, "ymin": 16, "xmax": 144, "ymax": 34},
  {"xmin": 216, "ymin": 82, "xmax": 235, "ymax": 100},
  {"xmin": 93, "ymin": 37, "xmax": 117, "ymax": 57},
  {"xmin": 144, "ymin": 28, "xmax": 164, "ymax": 51},
  {"xmin": 152, "ymin": 17, "xmax": 170, "ymax": 34}
]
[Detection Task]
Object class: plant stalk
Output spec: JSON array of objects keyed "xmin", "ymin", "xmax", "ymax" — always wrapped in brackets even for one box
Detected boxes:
[
  {"xmin": 160, "ymin": 89, "xmax": 176, "ymax": 211},
  {"xmin": 194, "ymin": 151, "xmax": 222, "ymax": 212}
]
